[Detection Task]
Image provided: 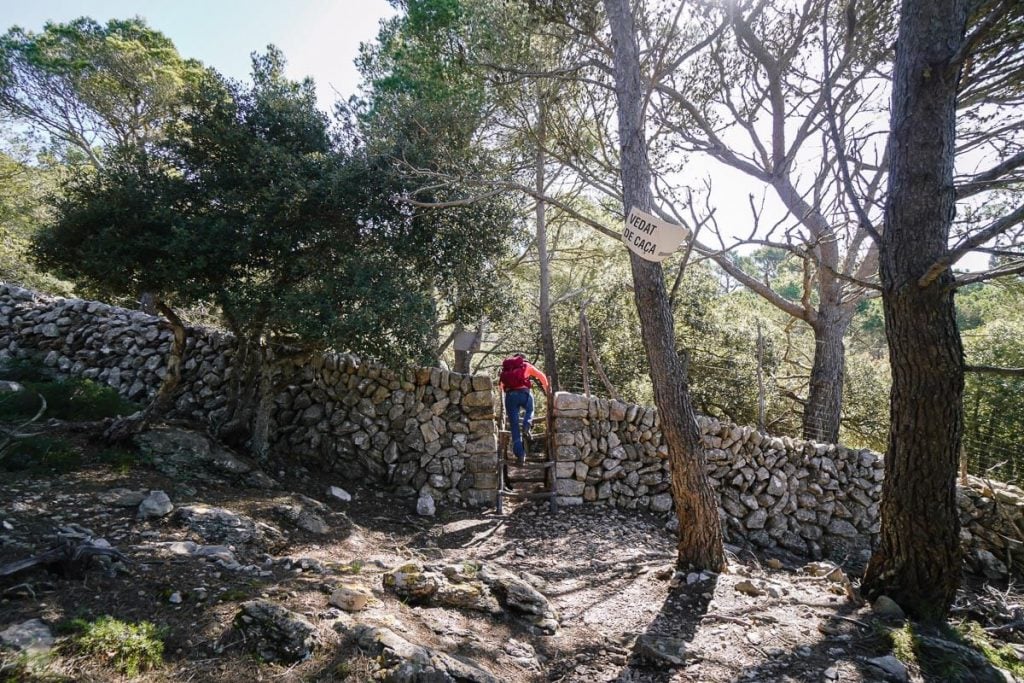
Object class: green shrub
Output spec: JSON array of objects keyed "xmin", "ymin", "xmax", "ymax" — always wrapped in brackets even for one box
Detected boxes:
[
  {"xmin": 0, "ymin": 359, "xmax": 54, "ymax": 383},
  {"xmin": 96, "ymin": 447, "xmax": 145, "ymax": 473},
  {"xmin": 2, "ymin": 436, "xmax": 81, "ymax": 472},
  {"xmin": 32, "ymin": 378, "xmax": 138, "ymax": 421},
  {"xmin": 339, "ymin": 560, "xmax": 364, "ymax": 574},
  {"xmin": 0, "ymin": 376, "xmax": 138, "ymax": 423},
  {"xmin": 0, "ymin": 386, "xmax": 46, "ymax": 422},
  {"xmin": 60, "ymin": 616, "xmax": 165, "ymax": 677},
  {"xmin": 218, "ymin": 587, "xmax": 252, "ymax": 602}
]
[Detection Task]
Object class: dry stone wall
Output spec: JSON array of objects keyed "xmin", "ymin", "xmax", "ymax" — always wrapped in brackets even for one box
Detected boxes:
[
  {"xmin": 3, "ymin": 284, "xmax": 1021, "ymax": 572},
  {"xmin": 267, "ymin": 358, "xmax": 498, "ymax": 506},
  {"xmin": 551, "ymin": 392, "xmax": 881, "ymax": 560},
  {"xmin": 551, "ymin": 392, "xmax": 1024, "ymax": 573},
  {"xmin": 0, "ymin": 284, "xmax": 497, "ymax": 505}
]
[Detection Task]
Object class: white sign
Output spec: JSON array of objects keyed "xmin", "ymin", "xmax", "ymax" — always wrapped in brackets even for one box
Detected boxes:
[{"xmin": 622, "ymin": 207, "xmax": 690, "ymax": 262}]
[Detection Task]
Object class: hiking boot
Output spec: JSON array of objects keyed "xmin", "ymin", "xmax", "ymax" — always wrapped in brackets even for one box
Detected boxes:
[{"xmin": 516, "ymin": 454, "xmax": 526, "ymax": 466}]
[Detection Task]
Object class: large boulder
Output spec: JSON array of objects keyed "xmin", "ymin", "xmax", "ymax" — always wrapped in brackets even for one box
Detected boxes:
[
  {"xmin": 478, "ymin": 565, "xmax": 559, "ymax": 635},
  {"xmin": 0, "ymin": 619, "xmax": 54, "ymax": 654},
  {"xmin": 137, "ymin": 490, "xmax": 173, "ymax": 520},
  {"xmin": 133, "ymin": 427, "xmax": 277, "ymax": 488},
  {"xmin": 175, "ymin": 504, "xmax": 283, "ymax": 549},
  {"xmin": 328, "ymin": 584, "xmax": 372, "ymax": 612},
  {"xmin": 351, "ymin": 625, "xmax": 500, "ymax": 683},
  {"xmin": 234, "ymin": 600, "xmax": 318, "ymax": 663},
  {"xmin": 273, "ymin": 502, "xmax": 330, "ymax": 535},
  {"xmin": 383, "ymin": 563, "xmax": 443, "ymax": 602},
  {"xmin": 383, "ymin": 561, "xmax": 557, "ymax": 635}
]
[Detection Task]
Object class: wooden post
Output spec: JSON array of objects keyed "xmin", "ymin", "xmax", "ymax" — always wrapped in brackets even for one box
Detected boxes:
[
  {"xmin": 579, "ymin": 302, "xmax": 591, "ymax": 396},
  {"xmin": 496, "ymin": 387, "xmax": 506, "ymax": 514},
  {"xmin": 756, "ymin": 321, "xmax": 766, "ymax": 432},
  {"xmin": 546, "ymin": 389, "xmax": 557, "ymax": 514}
]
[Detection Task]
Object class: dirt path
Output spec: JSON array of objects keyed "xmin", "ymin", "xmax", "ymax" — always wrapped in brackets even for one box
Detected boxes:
[{"xmin": 1, "ymin": 457, "xmax": 1020, "ymax": 682}]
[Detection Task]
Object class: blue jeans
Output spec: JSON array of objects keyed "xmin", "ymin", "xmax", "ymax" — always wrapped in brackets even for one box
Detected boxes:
[{"xmin": 504, "ymin": 389, "xmax": 533, "ymax": 459}]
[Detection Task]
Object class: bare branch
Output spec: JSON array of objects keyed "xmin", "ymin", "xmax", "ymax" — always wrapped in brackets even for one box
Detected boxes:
[
  {"xmin": 694, "ymin": 238, "xmax": 812, "ymax": 322},
  {"xmin": 952, "ymin": 258, "xmax": 1024, "ymax": 287},
  {"xmin": 920, "ymin": 204, "xmax": 1024, "ymax": 286},
  {"xmin": 955, "ymin": 150, "xmax": 1024, "ymax": 199},
  {"xmin": 402, "ymin": 188, "xmax": 508, "ymax": 209},
  {"xmin": 965, "ymin": 364, "xmax": 1024, "ymax": 377},
  {"xmin": 950, "ymin": 0, "xmax": 1016, "ymax": 69},
  {"xmin": 821, "ymin": 0, "xmax": 882, "ymax": 243}
]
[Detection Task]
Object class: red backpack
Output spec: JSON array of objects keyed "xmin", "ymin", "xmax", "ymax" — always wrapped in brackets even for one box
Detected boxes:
[{"xmin": 500, "ymin": 356, "xmax": 530, "ymax": 390}]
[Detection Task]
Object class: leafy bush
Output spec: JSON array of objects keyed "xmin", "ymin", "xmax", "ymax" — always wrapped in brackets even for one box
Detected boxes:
[
  {"xmin": 60, "ymin": 616, "xmax": 164, "ymax": 677},
  {"xmin": 2, "ymin": 435, "xmax": 80, "ymax": 472},
  {"xmin": 0, "ymin": 358, "xmax": 54, "ymax": 383},
  {"xmin": 0, "ymin": 374, "xmax": 137, "ymax": 423},
  {"xmin": 33, "ymin": 378, "xmax": 138, "ymax": 421},
  {"xmin": 95, "ymin": 447, "xmax": 145, "ymax": 474}
]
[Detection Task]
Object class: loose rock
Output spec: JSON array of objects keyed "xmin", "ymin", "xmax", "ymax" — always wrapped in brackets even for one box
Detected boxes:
[
  {"xmin": 0, "ymin": 619, "xmax": 54, "ymax": 653},
  {"xmin": 137, "ymin": 490, "xmax": 173, "ymax": 519},
  {"xmin": 416, "ymin": 493, "xmax": 436, "ymax": 517},
  {"xmin": 328, "ymin": 584, "xmax": 372, "ymax": 612},
  {"xmin": 351, "ymin": 624, "xmax": 500, "ymax": 683},
  {"xmin": 635, "ymin": 634, "xmax": 686, "ymax": 665}
]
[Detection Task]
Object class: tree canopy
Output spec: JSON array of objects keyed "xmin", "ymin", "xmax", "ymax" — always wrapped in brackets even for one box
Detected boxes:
[
  {"xmin": 0, "ymin": 17, "xmax": 209, "ymax": 166},
  {"xmin": 34, "ymin": 46, "xmax": 518, "ymax": 367}
]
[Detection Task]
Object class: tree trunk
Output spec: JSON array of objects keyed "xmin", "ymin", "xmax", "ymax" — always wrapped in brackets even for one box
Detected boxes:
[
  {"xmin": 803, "ymin": 306, "xmax": 852, "ymax": 444},
  {"xmin": 536, "ymin": 95, "xmax": 559, "ymax": 392},
  {"xmin": 219, "ymin": 334, "xmax": 262, "ymax": 449},
  {"xmin": 604, "ymin": 0, "xmax": 725, "ymax": 571},
  {"xmin": 148, "ymin": 301, "xmax": 187, "ymax": 417},
  {"xmin": 862, "ymin": 0, "xmax": 968, "ymax": 623},
  {"xmin": 103, "ymin": 300, "xmax": 187, "ymax": 443},
  {"xmin": 251, "ymin": 357, "xmax": 281, "ymax": 461}
]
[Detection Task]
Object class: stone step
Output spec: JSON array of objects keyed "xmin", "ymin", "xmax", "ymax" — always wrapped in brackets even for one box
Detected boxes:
[
  {"xmin": 498, "ymin": 489, "xmax": 554, "ymax": 500},
  {"xmin": 502, "ymin": 459, "xmax": 553, "ymax": 470}
]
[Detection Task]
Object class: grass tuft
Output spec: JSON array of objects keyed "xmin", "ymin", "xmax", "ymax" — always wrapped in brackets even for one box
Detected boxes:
[
  {"xmin": 59, "ymin": 616, "xmax": 165, "ymax": 677},
  {"xmin": 0, "ymin": 651, "xmax": 70, "ymax": 683},
  {"xmin": 876, "ymin": 620, "xmax": 1020, "ymax": 681},
  {"xmin": 95, "ymin": 447, "xmax": 146, "ymax": 474},
  {"xmin": 2, "ymin": 436, "xmax": 81, "ymax": 473},
  {"xmin": 958, "ymin": 621, "xmax": 1024, "ymax": 677}
]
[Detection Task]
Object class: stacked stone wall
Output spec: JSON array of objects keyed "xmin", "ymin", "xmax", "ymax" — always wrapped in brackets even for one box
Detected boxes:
[
  {"xmin": 551, "ymin": 392, "xmax": 881, "ymax": 560},
  {"xmin": 0, "ymin": 284, "xmax": 497, "ymax": 505},
  {"xmin": 551, "ymin": 392, "xmax": 1024, "ymax": 572},
  {"xmin": 267, "ymin": 358, "xmax": 498, "ymax": 505},
  {"xmin": 3, "ymin": 284, "xmax": 1021, "ymax": 572}
]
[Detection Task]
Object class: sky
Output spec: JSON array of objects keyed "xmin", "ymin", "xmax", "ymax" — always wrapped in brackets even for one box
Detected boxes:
[
  {"xmin": 0, "ymin": 1, "xmax": 992, "ymax": 271},
  {"xmin": 0, "ymin": 0, "xmax": 397, "ymax": 114}
]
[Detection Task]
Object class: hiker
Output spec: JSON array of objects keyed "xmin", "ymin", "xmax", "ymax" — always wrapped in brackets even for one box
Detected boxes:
[{"xmin": 499, "ymin": 353, "xmax": 550, "ymax": 465}]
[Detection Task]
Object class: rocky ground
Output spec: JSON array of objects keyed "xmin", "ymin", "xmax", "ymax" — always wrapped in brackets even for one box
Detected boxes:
[{"xmin": 1, "ymin": 427, "xmax": 1022, "ymax": 682}]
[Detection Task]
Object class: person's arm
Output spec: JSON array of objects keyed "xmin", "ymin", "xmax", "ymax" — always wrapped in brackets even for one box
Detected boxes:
[{"xmin": 525, "ymin": 363, "xmax": 550, "ymax": 393}]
